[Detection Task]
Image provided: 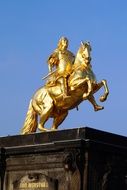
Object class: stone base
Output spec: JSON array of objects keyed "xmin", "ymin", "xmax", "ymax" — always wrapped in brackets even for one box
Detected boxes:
[{"xmin": 0, "ymin": 127, "xmax": 127, "ymax": 190}]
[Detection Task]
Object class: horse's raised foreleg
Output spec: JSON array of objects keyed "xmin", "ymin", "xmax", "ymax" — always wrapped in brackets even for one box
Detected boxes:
[
  {"xmin": 87, "ymin": 95, "xmax": 104, "ymax": 111},
  {"xmin": 93, "ymin": 79, "xmax": 109, "ymax": 102},
  {"xmin": 51, "ymin": 111, "xmax": 68, "ymax": 130},
  {"xmin": 82, "ymin": 78, "xmax": 92, "ymax": 100},
  {"xmin": 99, "ymin": 79, "xmax": 109, "ymax": 102}
]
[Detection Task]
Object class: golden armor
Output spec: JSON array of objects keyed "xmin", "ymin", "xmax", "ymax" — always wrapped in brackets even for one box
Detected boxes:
[{"xmin": 47, "ymin": 37, "xmax": 75, "ymax": 98}]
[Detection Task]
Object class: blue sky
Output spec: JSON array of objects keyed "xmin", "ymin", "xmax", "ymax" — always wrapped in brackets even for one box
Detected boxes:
[{"xmin": 0, "ymin": 0, "xmax": 127, "ymax": 136}]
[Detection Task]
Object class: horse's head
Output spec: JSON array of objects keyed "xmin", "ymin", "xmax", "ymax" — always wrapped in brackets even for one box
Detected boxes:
[{"xmin": 75, "ymin": 41, "xmax": 92, "ymax": 66}]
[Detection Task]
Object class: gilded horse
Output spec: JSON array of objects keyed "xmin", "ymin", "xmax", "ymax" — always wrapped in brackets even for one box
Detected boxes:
[{"xmin": 21, "ymin": 42, "xmax": 109, "ymax": 134}]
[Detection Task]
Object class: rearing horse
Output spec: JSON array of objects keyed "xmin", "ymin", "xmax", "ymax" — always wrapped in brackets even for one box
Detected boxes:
[{"xmin": 21, "ymin": 42, "xmax": 109, "ymax": 134}]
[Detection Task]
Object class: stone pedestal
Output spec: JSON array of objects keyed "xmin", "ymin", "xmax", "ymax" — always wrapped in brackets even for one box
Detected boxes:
[{"xmin": 0, "ymin": 127, "xmax": 127, "ymax": 190}]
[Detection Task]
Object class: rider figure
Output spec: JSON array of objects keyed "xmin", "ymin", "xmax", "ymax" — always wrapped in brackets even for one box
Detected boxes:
[{"xmin": 47, "ymin": 37, "xmax": 75, "ymax": 99}]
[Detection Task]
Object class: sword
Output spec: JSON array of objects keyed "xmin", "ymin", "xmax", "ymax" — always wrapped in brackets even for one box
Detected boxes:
[{"xmin": 42, "ymin": 70, "xmax": 57, "ymax": 80}]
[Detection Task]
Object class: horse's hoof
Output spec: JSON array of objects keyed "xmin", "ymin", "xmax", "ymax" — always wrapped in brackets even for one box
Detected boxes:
[
  {"xmin": 38, "ymin": 125, "xmax": 48, "ymax": 132},
  {"xmin": 94, "ymin": 105, "xmax": 104, "ymax": 111},
  {"xmin": 100, "ymin": 96, "xmax": 106, "ymax": 102},
  {"xmin": 51, "ymin": 128, "xmax": 57, "ymax": 131}
]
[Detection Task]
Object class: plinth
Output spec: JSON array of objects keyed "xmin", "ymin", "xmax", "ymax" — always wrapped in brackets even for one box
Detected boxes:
[{"xmin": 0, "ymin": 127, "xmax": 127, "ymax": 190}]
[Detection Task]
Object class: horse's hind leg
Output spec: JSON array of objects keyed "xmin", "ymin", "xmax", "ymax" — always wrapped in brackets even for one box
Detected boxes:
[
  {"xmin": 51, "ymin": 111, "xmax": 68, "ymax": 130},
  {"xmin": 38, "ymin": 103, "xmax": 53, "ymax": 132},
  {"xmin": 37, "ymin": 94, "xmax": 54, "ymax": 132}
]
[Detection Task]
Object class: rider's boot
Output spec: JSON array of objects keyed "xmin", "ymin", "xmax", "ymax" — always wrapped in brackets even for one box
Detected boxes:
[{"xmin": 88, "ymin": 95, "xmax": 104, "ymax": 111}]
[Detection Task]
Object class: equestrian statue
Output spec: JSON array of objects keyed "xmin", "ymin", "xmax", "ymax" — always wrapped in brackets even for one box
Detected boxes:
[{"xmin": 21, "ymin": 37, "xmax": 109, "ymax": 134}]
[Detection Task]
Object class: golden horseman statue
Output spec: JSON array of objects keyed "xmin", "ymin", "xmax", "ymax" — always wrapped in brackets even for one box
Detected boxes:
[{"xmin": 21, "ymin": 37, "xmax": 109, "ymax": 134}]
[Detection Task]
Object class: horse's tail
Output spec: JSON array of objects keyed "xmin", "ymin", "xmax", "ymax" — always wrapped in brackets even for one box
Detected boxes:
[{"xmin": 21, "ymin": 99, "xmax": 38, "ymax": 135}]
